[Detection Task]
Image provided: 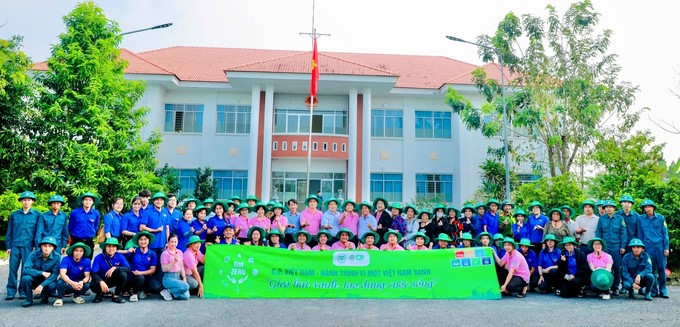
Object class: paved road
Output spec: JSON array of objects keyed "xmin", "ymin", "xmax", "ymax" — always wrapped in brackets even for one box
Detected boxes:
[{"xmin": 0, "ymin": 262, "xmax": 676, "ymax": 327}]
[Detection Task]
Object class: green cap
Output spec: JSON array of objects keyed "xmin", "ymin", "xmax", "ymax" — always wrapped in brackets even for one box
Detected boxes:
[
  {"xmin": 502, "ymin": 237, "xmax": 517, "ymax": 249},
  {"xmin": 39, "ymin": 236, "xmax": 58, "ymax": 248},
  {"xmin": 186, "ymin": 235, "xmax": 204, "ymax": 245},
  {"xmin": 247, "ymin": 226, "xmax": 266, "ymax": 240},
  {"xmin": 518, "ymin": 238, "xmax": 532, "ymax": 248},
  {"xmin": 557, "ymin": 236, "xmax": 579, "ymax": 249},
  {"xmin": 591, "ymin": 269, "xmax": 614, "ymax": 291},
  {"xmin": 474, "ymin": 202, "xmax": 486, "ymax": 210},
  {"xmin": 542, "ymin": 234, "xmax": 557, "ymax": 244},
  {"xmin": 628, "ymin": 238, "xmax": 645, "ymax": 248},
  {"xmin": 360, "ymin": 231, "xmax": 379, "ymax": 244},
  {"xmin": 373, "ymin": 197, "xmax": 389, "ymax": 209},
  {"xmin": 476, "ymin": 232, "xmax": 493, "ymax": 244},
  {"xmin": 560, "ymin": 205, "xmax": 576, "ymax": 217},
  {"xmin": 18, "ymin": 191, "xmax": 37, "ymax": 201},
  {"xmin": 513, "ymin": 209, "xmax": 527, "ymax": 218},
  {"xmin": 193, "ymin": 205, "xmax": 209, "ymax": 216},
  {"xmin": 403, "ymin": 204, "xmax": 419, "ymax": 215},
  {"xmin": 459, "ymin": 232, "xmax": 474, "ymax": 241},
  {"xmin": 293, "ymin": 230, "xmax": 312, "ymax": 244},
  {"xmin": 601, "ymin": 199, "xmax": 617, "ymax": 209},
  {"xmin": 77, "ymin": 192, "xmax": 101, "ymax": 206},
  {"xmin": 358, "ymin": 201, "xmax": 373, "ymax": 212},
  {"xmin": 619, "ymin": 195, "xmax": 635, "ymax": 204},
  {"xmin": 486, "ymin": 198, "xmax": 500, "ymax": 207},
  {"xmin": 252, "ymin": 201, "xmax": 269, "ymax": 213},
  {"xmin": 547, "ymin": 208, "xmax": 565, "ymax": 220},
  {"xmin": 245, "ymin": 194, "xmax": 259, "ymax": 202},
  {"xmin": 324, "ymin": 198, "xmax": 341, "ymax": 207},
  {"xmin": 236, "ymin": 203, "xmax": 252, "ymax": 213},
  {"xmin": 150, "ymin": 192, "xmax": 169, "ymax": 203},
  {"xmin": 579, "ymin": 200, "xmax": 596, "ymax": 211},
  {"xmin": 305, "ymin": 195, "xmax": 321, "ymax": 206},
  {"xmin": 527, "ymin": 201, "xmax": 545, "ymax": 212},
  {"xmin": 342, "ymin": 199, "xmax": 358, "ymax": 210},
  {"xmin": 202, "ymin": 198, "xmax": 215, "ymax": 204},
  {"xmin": 388, "ymin": 202, "xmax": 404, "ymax": 212},
  {"xmin": 182, "ymin": 197, "xmax": 202, "ymax": 209},
  {"xmin": 460, "ymin": 204, "xmax": 475, "ymax": 213},
  {"xmin": 501, "ymin": 201, "xmax": 514, "ymax": 209},
  {"xmin": 432, "ymin": 204, "xmax": 447, "ymax": 215},
  {"xmin": 434, "ymin": 233, "xmax": 454, "ymax": 243},
  {"xmin": 639, "ymin": 199, "xmax": 656, "ymax": 210},
  {"xmin": 446, "ymin": 206, "xmax": 460, "ymax": 217},
  {"xmin": 314, "ymin": 230, "xmax": 332, "ymax": 242},
  {"xmin": 493, "ymin": 233, "xmax": 504, "ymax": 241}
]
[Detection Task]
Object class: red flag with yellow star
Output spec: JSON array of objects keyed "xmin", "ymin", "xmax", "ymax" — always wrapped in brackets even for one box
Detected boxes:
[{"xmin": 310, "ymin": 38, "xmax": 319, "ymax": 97}]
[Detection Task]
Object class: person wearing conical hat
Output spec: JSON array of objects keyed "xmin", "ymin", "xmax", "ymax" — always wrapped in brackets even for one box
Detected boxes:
[
  {"xmin": 543, "ymin": 208, "xmax": 571, "ymax": 242},
  {"xmin": 556, "ymin": 237, "xmax": 589, "ymax": 298},
  {"xmin": 91, "ymin": 238, "xmax": 130, "ymax": 303},
  {"xmin": 615, "ymin": 195, "xmax": 638, "ymax": 248},
  {"xmin": 636, "ymin": 199, "xmax": 669, "ymax": 298},
  {"xmin": 586, "ymin": 238, "xmax": 613, "ymax": 300},
  {"xmin": 19, "ymin": 237, "xmax": 61, "ymax": 307},
  {"xmin": 127, "ymin": 231, "xmax": 161, "ymax": 302},
  {"xmin": 459, "ymin": 204, "xmax": 477, "ymax": 237},
  {"xmin": 373, "ymin": 197, "xmax": 392, "ymax": 246},
  {"xmin": 68, "ymin": 192, "xmax": 101, "ymax": 261},
  {"xmin": 312, "ymin": 230, "xmax": 332, "ymax": 251},
  {"xmin": 300, "ymin": 196, "xmax": 323, "ymax": 247},
  {"xmin": 527, "ymin": 201, "xmax": 548, "ymax": 255},
  {"xmin": 482, "ymin": 199, "xmax": 501, "ymax": 235},
  {"xmin": 622, "ymin": 239, "xmax": 655, "ymax": 301},
  {"xmin": 492, "ymin": 237, "xmax": 530, "ymax": 298},
  {"xmin": 55, "ymin": 243, "xmax": 93, "ymax": 307},
  {"xmin": 402, "ymin": 204, "xmax": 420, "ymax": 248},
  {"xmin": 457, "ymin": 232, "xmax": 475, "ymax": 248},
  {"xmin": 331, "ymin": 229, "xmax": 356, "ymax": 250},
  {"xmin": 183, "ymin": 236, "xmax": 205, "ymax": 298},
  {"xmin": 36, "ymin": 194, "xmax": 69, "ymax": 256},
  {"xmin": 358, "ymin": 231, "xmax": 380, "ymax": 250},
  {"xmin": 537, "ymin": 234, "xmax": 561, "ymax": 294},
  {"xmin": 433, "ymin": 233, "xmax": 454, "ymax": 249},
  {"xmin": 408, "ymin": 231, "xmax": 430, "ymax": 251},
  {"xmin": 575, "ymin": 200, "xmax": 600, "ymax": 255},
  {"xmin": 321, "ymin": 199, "xmax": 341, "ymax": 245},
  {"xmin": 595, "ymin": 200, "xmax": 627, "ymax": 296},
  {"xmin": 512, "ymin": 209, "xmax": 530, "ymax": 242},
  {"xmin": 338, "ymin": 200, "xmax": 359, "ymax": 243},
  {"xmin": 380, "ymin": 230, "xmax": 405, "ymax": 251},
  {"xmin": 518, "ymin": 238, "xmax": 539, "ymax": 292}
]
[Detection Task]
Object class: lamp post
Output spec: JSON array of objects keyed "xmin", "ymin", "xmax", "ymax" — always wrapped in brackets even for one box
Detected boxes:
[
  {"xmin": 446, "ymin": 35, "xmax": 511, "ymax": 201},
  {"xmin": 121, "ymin": 23, "xmax": 173, "ymax": 36}
]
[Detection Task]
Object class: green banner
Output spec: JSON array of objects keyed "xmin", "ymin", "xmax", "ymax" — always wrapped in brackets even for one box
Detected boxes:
[{"xmin": 203, "ymin": 246, "xmax": 501, "ymax": 299}]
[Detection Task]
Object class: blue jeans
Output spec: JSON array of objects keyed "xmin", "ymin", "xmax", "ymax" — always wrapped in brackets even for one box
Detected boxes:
[
  {"xmin": 162, "ymin": 272, "xmax": 189, "ymax": 300},
  {"xmin": 6, "ymin": 246, "xmax": 31, "ymax": 297}
]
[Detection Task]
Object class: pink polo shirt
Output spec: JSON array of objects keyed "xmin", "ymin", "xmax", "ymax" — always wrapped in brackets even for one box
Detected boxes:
[
  {"xmin": 183, "ymin": 249, "xmax": 204, "ymax": 276},
  {"xmin": 300, "ymin": 209, "xmax": 323, "ymax": 235},
  {"xmin": 501, "ymin": 249, "xmax": 530, "ymax": 283},
  {"xmin": 380, "ymin": 244, "xmax": 405, "ymax": 251},
  {"xmin": 312, "ymin": 244, "xmax": 331, "ymax": 251},
  {"xmin": 249, "ymin": 216, "xmax": 271, "ymax": 232},
  {"xmin": 160, "ymin": 249, "xmax": 184, "ymax": 273},
  {"xmin": 288, "ymin": 243, "xmax": 311, "ymax": 251},
  {"xmin": 270, "ymin": 216, "xmax": 288, "ymax": 233},
  {"xmin": 339, "ymin": 212, "xmax": 359, "ymax": 236},
  {"xmin": 587, "ymin": 251, "xmax": 613, "ymax": 269},
  {"xmin": 331, "ymin": 241, "xmax": 356, "ymax": 250},
  {"xmin": 409, "ymin": 245, "xmax": 430, "ymax": 251},
  {"xmin": 235, "ymin": 215, "xmax": 250, "ymax": 238},
  {"xmin": 358, "ymin": 244, "xmax": 379, "ymax": 251}
]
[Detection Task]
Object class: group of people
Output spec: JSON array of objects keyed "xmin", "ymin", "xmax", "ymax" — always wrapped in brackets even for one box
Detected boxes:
[{"xmin": 5, "ymin": 189, "xmax": 670, "ymax": 306}]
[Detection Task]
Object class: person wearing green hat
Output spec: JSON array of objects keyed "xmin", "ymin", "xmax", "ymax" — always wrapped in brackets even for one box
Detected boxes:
[
  {"xmin": 482, "ymin": 199, "xmax": 501, "ymax": 236},
  {"xmin": 55, "ymin": 243, "xmax": 92, "ymax": 306},
  {"xmin": 182, "ymin": 197, "xmax": 201, "ymax": 211},
  {"xmin": 457, "ymin": 232, "xmax": 475, "ymax": 248},
  {"xmin": 556, "ymin": 236, "xmax": 588, "ymax": 298},
  {"xmin": 477, "ymin": 232, "xmax": 493, "ymax": 248},
  {"xmin": 527, "ymin": 201, "xmax": 548, "ymax": 255},
  {"xmin": 615, "ymin": 195, "xmax": 638, "ymax": 248},
  {"xmin": 499, "ymin": 201, "xmax": 515, "ymax": 238},
  {"xmin": 459, "ymin": 204, "xmax": 478, "ymax": 237},
  {"xmin": 159, "ymin": 234, "xmax": 190, "ymax": 301},
  {"xmin": 338, "ymin": 200, "xmax": 359, "ymax": 244},
  {"xmin": 91, "ymin": 238, "xmax": 130, "ymax": 303},
  {"xmin": 206, "ymin": 200, "xmax": 231, "ymax": 244},
  {"xmin": 331, "ymin": 229, "xmax": 356, "ymax": 250},
  {"xmin": 637, "ymin": 199, "xmax": 669, "ymax": 298},
  {"xmin": 357, "ymin": 201, "xmax": 378, "ymax": 245},
  {"xmin": 537, "ymin": 234, "xmax": 562, "ymax": 294},
  {"xmin": 68, "ymin": 192, "xmax": 101, "ymax": 262},
  {"xmin": 432, "ymin": 204, "xmax": 450, "ymax": 242},
  {"xmin": 245, "ymin": 226, "xmax": 267, "ymax": 246},
  {"xmin": 321, "ymin": 198, "xmax": 341, "ymax": 245},
  {"xmin": 127, "ymin": 231, "xmax": 161, "ymax": 301},
  {"xmin": 512, "ymin": 209, "xmax": 530, "ymax": 242},
  {"xmin": 575, "ymin": 200, "xmax": 600, "ymax": 255},
  {"xmin": 121, "ymin": 196, "xmax": 143, "ymax": 246},
  {"xmin": 403, "ymin": 204, "xmax": 420, "ymax": 247},
  {"xmin": 266, "ymin": 229, "xmax": 286, "ymax": 249},
  {"xmin": 596, "ymin": 200, "xmax": 606, "ymax": 217},
  {"xmin": 19, "ymin": 236, "xmax": 61, "ymax": 307},
  {"xmin": 380, "ymin": 230, "xmax": 405, "ymax": 251},
  {"xmin": 312, "ymin": 230, "xmax": 332, "ymax": 251},
  {"xmin": 300, "ymin": 196, "xmax": 323, "ymax": 247},
  {"xmin": 433, "ymin": 233, "xmax": 454, "ymax": 249},
  {"xmin": 234, "ymin": 203, "xmax": 251, "ymax": 243},
  {"xmin": 141, "ymin": 192, "xmax": 170, "ymax": 283},
  {"xmin": 245, "ymin": 195, "xmax": 259, "ymax": 219},
  {"xmin": 184, "ymin": 235, "xmax": 206, "ymax": 298},
  {"xmin": 230, "ymin": 195, "xmax": 242, "ymax": 206},
  {"xmin": 164, "ymin": 193, "xmax": 182, "ymax": 235},
  {"xmin": 586, "ymin": 238, "xmax": 614, "ymax": 300},
  {"xmin": 622, "ymin": 239, "xmax": 655, "ymax": 301},
  {"xmin": 103, "ymin": 197, "xmax": 125, "ymax": 240},
  {"xmin": 270, "ymin": 202, "xmax": 289, "ymax": 235},
  {"xmin": 492, "ymin": 233, "xmax": 507, "ymax": 258},
  {"xmin": 595, "ymin": 200, "xmax": 627, "ymax": 296},
  {"xmin": 408, "ymin": 231, "xmax": 430, "ymax": 251},
  {"xmin": 36, "ymin": 194, "xmax": 69, "ymax": 256},
  {"xmin": 543, "ymin": 208, "xmax": 571, "ymax": 242},
  {"xmin": 288, "ymin": 230, "xmax": 312, "ymax": 251},
  {"xmin": 446, "ymin": 206, "xmax": 462, "ymax": 240},
  {"xmin": 492, "ymin": 237, "xmax": 530, "ymax": 298},
  {"xmin": 518, "ymin": 238, "xmax": 538, "ymax": 292},
  {"xmin": 249, "ymin": 202, "xmax": 272, "ymax": 234},
  {"xmin": 472, "ymin": 202, "xmax": 486, "ymax": 238},
  {"xmin": 415, "ymin": 211, "xmax": 436, "ymax": 249},
  {"xmin": 358, "ymin": 231, "xmax": 380, "ymax": 250},
  {"xmin": 202, "ymin": 198, "xmax": 214, "ymax": 211},
  {"xmin": 560, "ymin": 205, "xmax": 578, "ymax": 237},
  {"xmin": 389, "ymin": 202, "xmax": 408, "ymax": 238},
  {"xmin": 373, "ymin": 197, "xmax": 392, "ymax": 246}
]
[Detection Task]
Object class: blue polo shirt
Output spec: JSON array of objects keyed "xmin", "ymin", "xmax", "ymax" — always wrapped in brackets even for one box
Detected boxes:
[
  {"xmin": 207, "ymin": 215, "xmax": 232, "ymax": 239},
  {"xmin": 283, "ymin": 211, "xmax": 301, "ymax": 235},
  {"xmin": 615, "ymin": 209, "xmax": 638, "ymax": 242},
  {"xmin": 163, "ymin": 207, "xmax": 183, "ymax": 235},
  {"xmin": 528, "ymin": 214, "xmax": 549, "ymax": 244},
  {"xmin": 6, "ymin": 208, "xmax": 41, "ymax": 248},
  {"xmin": 357, "ymin": 214, "xmax": 377, "ymax": 240},
  {"xmin": 471, "ymin": 215, "xmax": 483, "ymax": 237},
  {"xmin": 538, "ymin": 248, "xmax": 561, "ymax": 269},
  {"xmin": 482, "ymin": 211, "xmax": 500, "ymax": 235},
  {"xmin": 130, "ymin": 248, "xmax": 157, "ymax": 272},
  {"xmin": 68, "ymin": 207, "xmax": 100, "ymax": 239},
  {"xmin": 121, "ymin": 211, "xmax": 141, "ymax": 234},
  {"xmin": 522, "ymin": 249, "xmax": 538, "ymax": 272},
  {"xmin": 322, "ymin": 210, "xmax": 341, "ymax": 236},
  {"xmin": 91, "ymin": 252, "xmax": 130, "ymax": 278},
  {"xmin": 103, "ymin": 210, "xmax": 123, "ymax": 238},
  {"xmin": 140, "ymin": 206, "xmax": 167, "ymax": 250},
  {"xmin": 59, "ymin": 256, "xmax": 91, "ymax": 281}
]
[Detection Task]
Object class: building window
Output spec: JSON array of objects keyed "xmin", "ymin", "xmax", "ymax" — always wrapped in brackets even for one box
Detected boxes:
[
  {"xmin": 216, "ymin": 105, "xmax": 251, "ymax": 134},
  {"xmin": 415, "ymin": 111, "xmax": 452, "ymax": 139},
  {"xmin": 213, "ymin": 170, "xmax": 248, "ymax": 199},
  {"xmin": 341, "ymin": 143, "xmax": 346, "ymax": 152},
  {"xmin": 164, "ymin": 104, "xmax": 204, "ymax": 133},
  {"xmin": 274, "ymin": 109, "xmax": 348, "ymax": 135},
  {"xmin": 313, "ymin": 142, "xmax": 318, "ymax": 151},
  {"xmin": 416, "ymin": 174, "xmax": 453, "ymax": 202},
  {"xmin": 302, "ymin": 142, "xmax": 308, "ymax": 151},
  {"xmin": 372, "ymin": 109, "xmax": 403, "ymax": 137},
  {"xmin": 292, "ymin": 142, "xmax": 298, "ymax": 151},
  {"xmin": 323, "ymin": 142, "xmax": 328, "ymax": 151},
  {"xmin": 332, "ymin": 143, "xmax": 337, "ymax": 152},
  {"xmin": 273, "ymin": 141, "xmax": 278, "ymax": 151},
  {"xmin": 370, "ymin": 173, "xmax": 403, "ymax": 203},
  {"xmin": 282, "ymin": 141, "xmax": 288, "ymax": 151},
  {"xmin": 178, "ymin": 169, "xmax": 197, "ymax": 198}
]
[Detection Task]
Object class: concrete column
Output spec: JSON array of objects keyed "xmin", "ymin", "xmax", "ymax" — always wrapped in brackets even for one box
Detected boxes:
[
  {"xmin": 261, "ymin": 85, "xmax": 275, "ymax": 201},
  {"xmin": 361, "ymin": 89, "xmax": 371, "ymax": 201},
  {"xmin": 247, "ymin": 85, "xmax": 261, "ymax": 195},
  {"xmin": 347, "ymin": 89, "xmax": 358, "ymax": 201}
]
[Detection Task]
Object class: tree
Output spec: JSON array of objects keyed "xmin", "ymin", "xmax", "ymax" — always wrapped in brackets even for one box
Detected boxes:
[
  {"xmin": 471, "ymin": 158, "xmax": 519, "ymax": 201},
  {"xmin": 0, "ymin": 36, "xmax": 35, "ymax": 191},
  {"xmin": 193, "ymin": 167, "xmax": 218, "ymax": 201},
  {"xmin": 514, "ymin": 173, "xmax": 585, "ymax": 212},
  {"xmin": 155, "ymin": 164, "xmax": 181, "ymax": 195},
  {"xmin": 30, "ymin": 2, "xmax": 163, "ymax": 208},
  {"xmin": 446, "ymin": 0, "xmax": 639, "ymax": 178}
]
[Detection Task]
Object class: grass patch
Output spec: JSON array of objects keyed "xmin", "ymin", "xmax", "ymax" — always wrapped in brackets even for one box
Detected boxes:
[{"xmin": 0, "ymin": 250, "xmax": 7, "ymax": 260}]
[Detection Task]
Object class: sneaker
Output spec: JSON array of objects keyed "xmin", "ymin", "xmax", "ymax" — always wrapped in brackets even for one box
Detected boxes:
[
  {"xmin": 129, "ymin": 294, "xmax": 138, "ymax": 302},
  {"xmin": 138, "ymin": 292, "xmax": 147, "ymax": 299},
  {"xmin": 602, "ymin": 294, "xmax": 611, "ymax": 300},
  {"xmin": 53, "ymin": 299, "xmax": 63, "ymax": 307},
  {"xmin": 160, "ymin": 289, "xmax": 173, "ymax": 301},
  {"xmin": 645, "ymin": 294, "xmax": 654, "ymax": 301},
  {"xmin": 72, "ymin": 296, "xmax": 85, "ymax": 304},
  {"xmin": 5, "ymin": 294, "xmax": 15, "ymax": 301}
]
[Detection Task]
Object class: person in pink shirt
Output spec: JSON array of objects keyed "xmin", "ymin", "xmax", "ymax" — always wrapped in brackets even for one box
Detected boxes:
[
  {"xmin": 225, "ymin": 200, "xmax": 238, "ymax": 220},
  {"xmin": 234, "ymin": 204, "xmax": 251, "ymax": 243},
  {"xmin": 270, "ymin": 202, "xmax": 288, "ymax": 234},
  {"xmin": 288, "ymin": 230, "xmax": 312, "ymax": 251},
  {"xmin": 380, "ymin": 230, "xmax": 405, "ymax": 251},
  {"xmin": 493, "ymin": 237, "xmax": 530, "ymax": 298},
  {"xmin": 339, "ymin": 200, "xmax": 359, "ymax": 240},
  {"xmin": 587, "ymin": 237, "xmax": 614, "ymax": 300},
  {"xmin": 409, "ymin": 231, "xmax": 430, "ymax": 251},
  {"xmin": 249, "ymin": 202, "xmax": 271, "ymax": 233},
  {"xmin": 358, "ymin": 231, "xmax": 379, "ymax": 250},
  {"xmin": 300, "ymin": 196, "xmax": 323, "ymax": 246},
  {"xmin": 312, "ymin": 231, "xmax": 332, "ymax": 251},
  {"xmin": 331, "ymin": 229, "xmax": 356, "ymax": 250},
  {"xmin": 160, "ymin": 234, "xmax": 190, "ymax": 301},
  {"xmin": 183, "ymin": 236, "xmax": 205, "ymax": 298}
]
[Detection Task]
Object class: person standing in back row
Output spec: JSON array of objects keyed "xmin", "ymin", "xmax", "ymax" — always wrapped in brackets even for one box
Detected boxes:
[
  {"xmin": 68, "ymin": 192, "xmax": 101, "ymax": 260},
  {"xmin": 636, "ymin": 200, "xmax": 669, "ymax": 298}
]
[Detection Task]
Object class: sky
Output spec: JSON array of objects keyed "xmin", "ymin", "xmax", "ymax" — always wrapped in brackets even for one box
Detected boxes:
[{"xmin": 3, "ymin": 0, "xmax": 680, "ymax": 161}]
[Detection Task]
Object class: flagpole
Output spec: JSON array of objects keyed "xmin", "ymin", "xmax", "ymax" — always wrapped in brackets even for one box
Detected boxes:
[{"xmin": 305, "ymin": 0, "xmax": 316, "ymax": 199}]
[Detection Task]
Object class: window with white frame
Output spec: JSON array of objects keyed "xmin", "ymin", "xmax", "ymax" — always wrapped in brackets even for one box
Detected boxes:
[
  {"xmin": 164, "ymin": 104, "xmax": 204, "ymax": 133},
  {"xmin": 216, "ymin": 105, "xmax": 251, "ymax": 134},
  {"xmin": 415, "ymin": 173, "xmax": 453, "ymax": 202},
  {"xmin": 213, "ymin": 170, "xmax": 248, "ymax": 199},
  {"xmin": 370, "ymin": 173, "xmax": 403, "ymax": 202},
  {"xmin": 415, "ymin": 111, "xmax": 452, "ymax": 139},
  {"xmin": 372, "ymin": 109, "xmax": 403, "ymax": 137},
  {"xmin": 274, "ymin": 109, "xmax": 348, "ymax": 135}
]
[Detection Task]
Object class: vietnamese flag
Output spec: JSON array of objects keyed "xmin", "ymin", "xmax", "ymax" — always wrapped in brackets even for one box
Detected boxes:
[{"xmin": 310, "ymin": 38, "xmax": 319, "ymax": 97}]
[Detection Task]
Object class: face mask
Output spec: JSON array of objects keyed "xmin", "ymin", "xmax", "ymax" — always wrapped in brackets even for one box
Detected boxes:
[{"xmin": 436, "ymin": 212, "xmax": 444, "ymax": 218}]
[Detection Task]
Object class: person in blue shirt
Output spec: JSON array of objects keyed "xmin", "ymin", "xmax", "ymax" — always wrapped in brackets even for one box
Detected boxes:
[
  {"xmin": 321, "ymin": 198, "xmax": 341, "ymax": 245},
  {"xmin": 493, "ymin": 233, "xmax": 506, "ymax": 258},
  {"xmin": 215, "ymin": 224, "xmax": 240, "ymax": 245},
  {"xmin": 138, "ymin": 189, "xmax": 152, "ymax": 215},
  {"xmin": 622, "ymin": 239, "xmax": 656, "ymax": 301},
  {"xmin": 164, "ymin": 193, "xmax": 183, "ymax": 235},
  {"xmin": 457, "ymin": 232, "xmax": 475, "ymax": 248},
  {"xmin": 177, "ymin": 208, "xmax": 195, "ymax": 251},
  {"xmin": 68, "ymin": 192, "xmax": 101, "ymax": 260},
  {"xmin": 35, "ymin": 194, "xmax": 69, "ymax": 255},
  {"xmin": 596, "ymin": 199, "xmax": 627, "ymax": 296},
  {"xmin": 459, "ymin": 204, "xmax": 477, "ymax": 236},
  {"xmin": 189, "ymin": 206, "xmax": 209, "ymax": 253},
  {"xmin": 518, "ymin": 238, "xmax": 538, "ymax": 292},
  {"xmin": 141, "ymin": 192, "xmax": 170, "ymax": 283},
  {"xmin": 537, "ymin": 234, "xmax": 562, "ymax": 294},
  {"xmin": 126, "ymin": 231, "xmax": 161, "ymax": 302},
  {"xmin": 91, "ymin": 237, "xmax": 130, "ymax": 304},
  {"xmin": 636, "ymin": 199, "xmax": 670, "ymax": 298},
  {"xmin": 104, "ymin": 197, "xmax": 124, "ymax": 240},
  {"xmin": 55, "ymin": 242, "xmax": 92, "ymax": 307},
  {"xmin": 616, "ymin": 195, "xmax": 638, "ymax": 251},
  {"xmin": 527, "ymin": 201, "xmax": 549, "ymax": 255},
  {"xmin": 433, "ymin": 233, "xmax": 454, "ymax": 249},
  {"xmin": 283, "ymin": 199, "xmax": 301, "ymax": 245},
  {"xmin": 512, "ymin": 209, "xmax": 531, "ymax": 242},
  {"xmin": 6, "ymin": 191, "xmax": 42, "ymax": 300},
  {"xmin": 267, "ymin": 229, "xmax": 287, "ymax": 249},
  {"xmin": 19, "ymin": 236, "xmax": 61, "ymax": 307},
  {"xmin": 482, "ymin": 199, "xmax": 501, "ymax": 235},
  {"xmin": 206, "ymin": 200, "xmax": 231, "ymax": 244},
  {"xmin": 556, "ymin": 236, "xmax": 588, "ymax": 298},
  {"xmin": 471, "ymin": 202, "xmax": 486, "ymax": 238},
  {"xmin": 121, "ymin": 196, "xmax": 143, "ymax": 245}
]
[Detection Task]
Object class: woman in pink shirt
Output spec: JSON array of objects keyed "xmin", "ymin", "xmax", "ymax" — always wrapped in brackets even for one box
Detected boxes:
[
  {"xmin": 183, "ymin": 236, "xmax": 205, "ymax": 298},
  {"xmin": 225, "ymin": 200, "xmax": 238, "ymax": 220},
  {"xmin": 331, "ymin": 229, "xmax": 356, "ymax": 250},
  {"xmin": 409, "ymin": 231, "xmax": 430, "ymax": 251},
  {"xmin": 234, "ymin": 204, "xmax": 251, "ymax": 243},
  {"xmin": 270, "ymin": 202, "xmax": 288, "ymax": 234},
  {"xmin": 339, "ymin": 200, "xmax": 359, "ymax": 239},
  {"xmin": 160, "ymin": 234, "xmax": 190, "ymax": 301},
  {"xmin": 300, "ymin": 196, "xmax": 323, "ymax": 245},
  {"xmin": 380, "ymin": 230, "xmax": 405, "ymax": 251},
  {"xmin": 249, "ymin": 202, "xmax": 271, "ymax": 233},
  {"xmin": 586, "ymin": 237, "xmax": 613, "ymax": 300},
  {"xmin": 245, "ymin": 226, "xmax": 266, "ymax": 246},
  {"xmin": 493, "ymin": 237, "xmax": 530, "ymax": 298},
  {"xmin": 288, "ymin": 230, "xmax": 312, "ymax": 251},
  {"xmin": 358, "ymin": 231, "xmax": 379, "ymax": 250},
  {"xmin": 312, "ymin": 231, "xmax": 332, "ymax": 251}
]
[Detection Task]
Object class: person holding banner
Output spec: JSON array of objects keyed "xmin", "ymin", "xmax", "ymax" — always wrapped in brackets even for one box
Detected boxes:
[
  {"xmin": 332, "ymin": 228, "xmax": 356, "ymax": 250},
  {"xmin": 493, "ymin": 237, "xmax": 530, "ymax": 298},
  {"xmin": 408, "ymin": 231, "xmax": 430, "ymax": 251},
  {"xmin": 312, "ymin": 231, "xmax": 332, "ymax": 250},
  {"xmin": 245, "ymin": 226, "xmax": 266, "ymax": 246},
  {"xmin": 288, "ymin": 230, "xmax": 312, "ymax": 251},
  {"xmin": 433, "ymin": 233, "xmax": 454, "ymax": 249},
  {"xmin": 339, "ymin": 200, "xmax": 359, "ymax": 243},
  {"xmin": 267, "ymin": 229, "xmax": 287, "ymax": 249},
  {"xmin": 358, "ymin": 231, "xmax": 379, "ymax": 250},
  {"xmin": 380, "ymin": 230, "xmax": 405, "ymax": 251},
  {"xmin": 215, "ymin": 224, "xmax": 240, "ymax": 245}
]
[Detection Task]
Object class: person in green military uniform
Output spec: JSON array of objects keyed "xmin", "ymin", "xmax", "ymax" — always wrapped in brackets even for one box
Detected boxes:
[{"xmin": 6, "ymin": 191, "xmax": 41, "ymax": 301}]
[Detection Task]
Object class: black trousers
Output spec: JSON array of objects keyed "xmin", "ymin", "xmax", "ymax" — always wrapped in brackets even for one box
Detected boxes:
[
  {"xmin": 538, "ymin": 269, "xmax": 560, "ymax": 292},
  {"xmin": 70, "ymin": 236, "xmax": 95, "ymax": 260},
  {"xmin": 130, "ymin": 274, "xmax": 162, "ymax": 294},
  {"xmin": 506, "ymin": 275, "xmax": 528, "ymax": 294},
  {"xmin": 91, "ymin": 270, "xmax": 127, "ymax": 296},
  {"xmin": 559, "ymin": 276, "xmax": 585, "ymax": 298}
]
